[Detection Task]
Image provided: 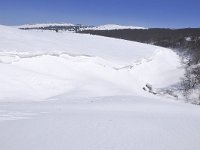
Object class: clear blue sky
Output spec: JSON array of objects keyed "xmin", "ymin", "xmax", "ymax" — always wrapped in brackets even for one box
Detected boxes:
[{"xmin": 0, "ymin": 0, "xmax": 199, "ymax": 28}]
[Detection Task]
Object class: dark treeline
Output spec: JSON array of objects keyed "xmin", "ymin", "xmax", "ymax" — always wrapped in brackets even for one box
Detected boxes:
[
  {"xmin": 80, "ymin": 28, "xmax": 200, "ymax": 68},
  {"xmin": 79, "ymin": 28, "xmax": 200, "ymax": 49},
  {"xmin": 20, "ymin": 25, "xmax": 93, "ymax": 32}
]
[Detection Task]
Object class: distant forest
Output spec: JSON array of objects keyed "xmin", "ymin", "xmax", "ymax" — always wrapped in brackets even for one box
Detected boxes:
[
  {"xmin": 79, "ymin": 28, "xmax": 200, "ymax": 71},
  {"xmin": 20, "ymin": 25, "xmax": 92, "ymax": 32}
]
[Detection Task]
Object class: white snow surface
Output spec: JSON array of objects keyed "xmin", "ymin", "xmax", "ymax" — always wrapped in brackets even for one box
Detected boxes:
[
  {"xmin": 0, "ymin": 25, "xmax": 183, "ymax": 101},
  {"xmin": 0, "ymin": 96, "xmax": 200, "ymax": 150},
  {"xmin": 85, "ymin": 24, "xmax": 146, "ymax": 30},
  {"xmin": 1, "ymin": 25, "xmax": 199, "ymax": 150}
]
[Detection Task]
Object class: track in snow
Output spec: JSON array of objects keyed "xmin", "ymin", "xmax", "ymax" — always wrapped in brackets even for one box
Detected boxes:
[{"xmin": 0, "ymin": 96, "xmax": 200, "ymax": 150}]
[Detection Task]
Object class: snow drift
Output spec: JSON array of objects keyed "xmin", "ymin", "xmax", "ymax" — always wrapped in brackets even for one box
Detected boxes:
[{"xmin": 0, "ymin": 25, "xmax": 183, "ymax": 101}]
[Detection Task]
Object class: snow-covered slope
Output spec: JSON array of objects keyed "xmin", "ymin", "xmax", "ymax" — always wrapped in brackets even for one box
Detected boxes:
[
  {"xmin": 0, "ymin": 25, "xmax": 182, "ymax": 101},
  {"xmin": 85, "ymin": 24, "xmax": 146, "ymax": 30},
  {"xmin": 1, "ymin": 25, "xmax": 200, "ymax": 150}
]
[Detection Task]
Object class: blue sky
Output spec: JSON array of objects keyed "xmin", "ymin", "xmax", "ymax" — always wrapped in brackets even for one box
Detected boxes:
[{"xmin": 0, "ymin": 0, "xmax": 199, "ymax": 28}]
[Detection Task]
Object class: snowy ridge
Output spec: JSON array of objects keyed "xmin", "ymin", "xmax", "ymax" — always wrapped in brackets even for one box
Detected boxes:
[{"xmin": 85, "ymin": 24, "xmax": 146, "ymax": 30}]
